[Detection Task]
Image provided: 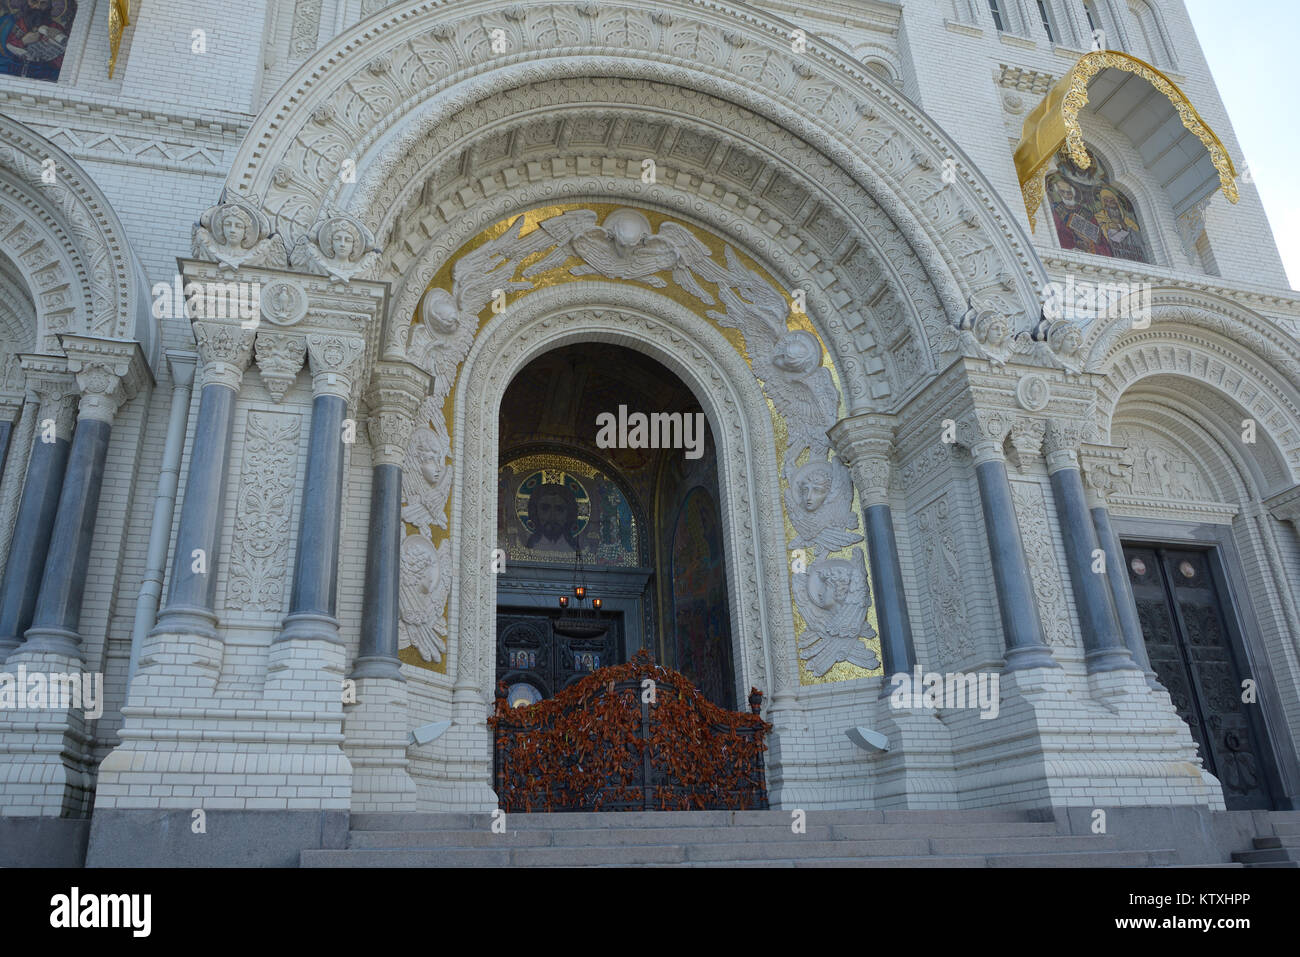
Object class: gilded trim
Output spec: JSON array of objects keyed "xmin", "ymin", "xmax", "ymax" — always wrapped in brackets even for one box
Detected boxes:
[
  {"xmin": 1014, "ymin": 50, "xmax": 1239, "ymax": 230},
  {"xmin": 108, "ymin": 0, "xmax": 131, "ymax": 79}
]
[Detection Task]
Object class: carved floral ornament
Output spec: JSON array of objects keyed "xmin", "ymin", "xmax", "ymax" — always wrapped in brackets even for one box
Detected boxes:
[{"xmin": 397, "ymin": 206, "xmax": 878, "ymax": 685}]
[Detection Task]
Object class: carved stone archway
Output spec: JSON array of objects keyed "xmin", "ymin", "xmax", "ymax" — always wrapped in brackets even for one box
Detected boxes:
[
  {"xmin": 0, "ymin": 114, "xmax": 157, "ymax": 365},
  {"xmin": 437, "ymin": 281, "xmax": 799, "ymax": 805}
]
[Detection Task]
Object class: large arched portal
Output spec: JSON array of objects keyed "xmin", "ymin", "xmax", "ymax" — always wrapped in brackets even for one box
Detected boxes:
[{"xmin": 495, "ymin": 342, "xmax": 736, "ymax": 709}]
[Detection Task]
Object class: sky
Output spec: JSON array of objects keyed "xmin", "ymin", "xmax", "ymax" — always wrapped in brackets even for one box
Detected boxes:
[{"xmin": 1183, "ymin": 0, "xmax": 1300, "ymax": 290}]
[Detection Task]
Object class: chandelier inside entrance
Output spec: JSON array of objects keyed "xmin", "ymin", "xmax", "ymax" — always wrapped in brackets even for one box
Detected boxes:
[{"xmin": 553, "ymin": 541, "xmax": 607, "ymax": 639}]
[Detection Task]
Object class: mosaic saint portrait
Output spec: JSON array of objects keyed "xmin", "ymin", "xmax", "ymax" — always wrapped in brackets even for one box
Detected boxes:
[
  {"xmin": 0, "ymin": 0, "xmax": 76, "ymax": 82},
  {"xmin": 1046, "ymin": 148, "xmax": 1151, "ymax": 264}
]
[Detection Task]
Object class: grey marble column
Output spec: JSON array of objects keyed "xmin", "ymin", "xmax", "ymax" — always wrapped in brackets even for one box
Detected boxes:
[
  {"xmin": 828, "ymin": 414, "xmax": 916, "ymax": 678},
  {"xmin": 1081, "ymin": 448, "xmax": 1159, "ymax": 686},
  {"xmin": 22, "ymin": 338, "xmax": 147, "ymax": 658},
  {"xmin": 352, "ymin": 361, "xmax": 429, "ymax": 678},
  {"xmin": 280, "ymin": 333, "xmax": 366, "ymax": 644},
  {"xmin": 0, "ymin": 366, "xmax": 78, "ymax": 658},
  {"xmin": 1045, "ymin": 428, "xmax": 1134, "ymax": 674},
  {"xmin": 970, "ymin": 434, "xmax": 1058, "ymax": 671},
  {"xmin": 153, "ymin": 323, "xmax": 255, "ymax": 639}
]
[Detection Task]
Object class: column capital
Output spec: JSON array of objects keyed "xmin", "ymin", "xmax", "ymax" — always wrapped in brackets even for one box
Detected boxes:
[
  {"xmin": 20, "ymin": 354, "xmax": 78, "ymax": 441},
  {"xmin": 1079, "ymin": 443, "xmax": 1133, "ymax": 508},
  {"xmin": 1043, "ymin": 419, "xmax": 1086, "ymax": 474},
  {"xmin": 164, "ymin": 350, "xmax": 198, "ymax": 390},
  {"xmin": 193, "ymin": 320, "xmax": 256, "ymax": 391},
  {"xmin": 957, "ymin": 409, "xmax": 1013, "ymax": 466},
  {"xmin": 1265, "ymin": 483, "xmax": 1300, "ymax": 528},
  {"xmin": 254, "ymin": 331, "xmax": 307, "ymax": 402},
  {"xmin": 365, "ymin": 360, "xmax": 432, "ymax": 467},
  {"xmin": 828, "ymin": 414, "xmax": 895, "ymax": 505},
  {"xmin": 305, "ymin": 332, "xmax": 366, "ymax": 401},
  {"xmin": 58, "ymin": 335, "xmax": 151, "ymax": 426}
]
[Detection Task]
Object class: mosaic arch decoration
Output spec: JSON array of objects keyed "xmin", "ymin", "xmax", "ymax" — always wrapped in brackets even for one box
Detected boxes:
[
  {"xmin": 398, "ymin": 204, "xmax": 881, "ymax": 685},
  {"xmin": 1045, "ymin": 147, "xmax": 1151, "ymax": 264}
]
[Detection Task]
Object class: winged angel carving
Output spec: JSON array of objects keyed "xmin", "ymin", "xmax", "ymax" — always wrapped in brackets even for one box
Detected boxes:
[{"xmin": 398, "ymin": 534, "xmax": 451, "ymax": 663}]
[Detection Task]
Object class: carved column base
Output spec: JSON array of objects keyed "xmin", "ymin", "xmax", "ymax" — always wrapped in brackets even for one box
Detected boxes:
[
  {"xmin": 0, "ymin": 648, "xmax": 96, "ymax": 817},
  {"xmin": 343, "ymin": 676, "xmax": 417, "ymax": 813}
]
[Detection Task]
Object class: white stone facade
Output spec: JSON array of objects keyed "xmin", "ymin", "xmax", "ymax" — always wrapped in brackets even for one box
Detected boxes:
[{"xmin": 0, "ymin": 0, "xmax": 1297, "ymax": 864}]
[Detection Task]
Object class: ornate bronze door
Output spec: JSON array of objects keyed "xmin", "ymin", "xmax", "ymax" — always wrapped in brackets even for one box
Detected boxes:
[
  {"xmin": 495, "ymin": 609, "xmax": 623, "ymax": 707},
  {"xmin": 1123, "ymin": 545, "xmax": 1276, "ymax": 810}
]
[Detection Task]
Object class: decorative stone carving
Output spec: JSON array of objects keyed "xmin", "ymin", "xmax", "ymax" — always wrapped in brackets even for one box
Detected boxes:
[
  {"xmin": 260, "ymin": 279, "xmax": 309, "ymax": 327},
  {"xmin": 793, "ymin": 549, "xmax": 879, "ymax": 677},
  {"xmin": 401, "ymin": 397, "xmax": 452, "ymax": 530},
  {"xmin": 1079, "ymin": 444, "xmax": 1133, "ymax": 507},
  {"xmin": 60, "ymin": 335, "xmax": 149, "ymax": 425},
  {"xmin": 785, "ymin": 459, "xmax": 863, "ymax": 553},
  {"xmin": 290, "ymin": 212, "xmax": 380, "ymax": 283},
  {"xmin": 254, "ymin": 332, "xmax": 306, "ymax": 402},
  {"xmin": 227, "ymin": 411, "xmax": 302, "ymax": 611},
  {"xmin": 398, "ymin": 534, "xmax": 451, "ymax": 663},
  {"xmin": 304, "ymin": 333, "xmax": 366, "ymax": 400},
  {"xmin": 364, "ymin": 361, "xmax": 430, "ymax": 468},
  {"xmin": 755, "ymin": 330, "xmax": 841, "ymax": 460},
  {"xmin": 193, "ymin": 192, "xmax": 285, "ymax": 271},
  {"xmin": 1006, "ymin": 418, "xmax": 1045, "ymax": 472},
  {"xmin": 290, "ymin": 0, "xmax": 322, "ymax": 58},
  {"xmin": 917, "ymin": 495, "xmax": 972, "ymax": 667},
  {"xmin": 1043, "ymin": 419, "xmax": 1086, "ymax": 473},
  {"xmin": 1111, "ymin": 425, "xmax": 1212, "ymax": 501},
  {"xmin": 1010, "ymin": 482, "xmax": 1072, "ymax": 648},
  {"xmin": 1015, "ymin": 373, "xmax": 1050, "ymax": 412},
  {"xmin": 20, "ymin": 356, "xmax": 78, "ymax": 442},
  {"xmin": 192, "ymin": 321, "xmax": 256, "ymax": 391}
]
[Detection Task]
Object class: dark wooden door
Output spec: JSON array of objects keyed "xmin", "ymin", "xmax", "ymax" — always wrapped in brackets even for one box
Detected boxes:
[
  {"xmin": 495, "ymin": 608, "xmax": 623, "ymax": 707},
  {"xmin": 1123, "ymin": 545, "xmax": 1275, "ymax": 810}
]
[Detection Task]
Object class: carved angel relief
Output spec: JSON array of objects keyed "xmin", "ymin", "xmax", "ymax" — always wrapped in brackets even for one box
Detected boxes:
[
  {"xmin": 194, "ymin": 192, "xmax": 287, "ymax": 270},
  {"xmin": 289, "ymin": 212, "xmax": 380, "ymax": 283},
  {"xmin": 793, "ymin": 548, "xmax": 879, "ymax": 677},
  {"xmin": 398, "ymin": 534, "xmax": 451, "ymax": 663},
  {"xmin": 401, "ymin": 396, "xmax": 453, "ymax": 530}
]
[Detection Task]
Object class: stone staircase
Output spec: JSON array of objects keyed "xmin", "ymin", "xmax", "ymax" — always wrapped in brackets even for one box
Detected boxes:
[
  {"xmin": 1232, "ymin": 816, "xmax": 1300, "ymax": 868},
  {"xmin": 301, "ymin": 809, "xmax": 1185, "ymax": 867}
]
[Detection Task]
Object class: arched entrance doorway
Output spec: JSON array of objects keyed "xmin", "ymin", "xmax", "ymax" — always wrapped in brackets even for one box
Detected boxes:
[{"xmin": 494, "ymin": 342, "xmax": 736, "ymax": 710}]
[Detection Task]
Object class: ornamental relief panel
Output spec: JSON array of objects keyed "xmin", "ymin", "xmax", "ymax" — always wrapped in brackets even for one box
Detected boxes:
[
  {"xmin": 1110, "ymin": 424, "xmax": 1214, "ymax": 502},
  {"xmin": 915, "ymin": 493, "xmax": 972, "ymax": 668},
  {"xmin": 1009, "ymin": 481, "xmax": 1073, "ymax": 649},
  {"xmin": 226, "ymin": 410, "xmax": 302, "ymax": 612}
]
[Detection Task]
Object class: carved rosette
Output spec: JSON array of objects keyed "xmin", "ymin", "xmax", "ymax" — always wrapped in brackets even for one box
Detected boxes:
[
  {"xmin": 364, "ymin": 361, "xmax": 431, "ymax": 468},
  {"xmin": 20, "ymin": 357, "xmax": 78, "ymax": 442},
  {"xmin": 305, "ymin": 333, "xmax": 366, "ymax": 401},
  {"xmin": 59, "ymin": 335, "xmax": 149, "ymax": 426},
  {"xmin": 254, "ymin": 332, "xmax": 307, "ymax": 402},
  {"xmin": 193, "ymin": 321, "xmax": 256, "ymax": 391}
]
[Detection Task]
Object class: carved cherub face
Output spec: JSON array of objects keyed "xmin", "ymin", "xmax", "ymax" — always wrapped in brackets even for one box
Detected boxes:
[
  {"xmin": 793, "ymin": 463, "xmax": 833, "ymax": 513},
  {"xmin": 220, "ymin": 208, "xmax": 252, "ymax": 248},
  {"xmin": 1051, "ymin": 323, "xmax": 1082, "ymax": 356},
  {"xmin": 977, "ymin": 312, "xmax": 1008, "ymax": 347},
  {"xmin": 330, "ymin": 223, "xmax": 357, "ymax": 260},
  {"xmin": 603, "ymin": 208, "xmax": 651, "ymax": 255},
  {"xmin": 420, "ymin": 288, "xmax": 459, "ymax": 334},
  {"xmin": 807, "ymin": 563, "xmax": 854, "ymax": 610},
  {"xmin": 772, "ymin": 330, "xmax": 820, "ymax": 375}
]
